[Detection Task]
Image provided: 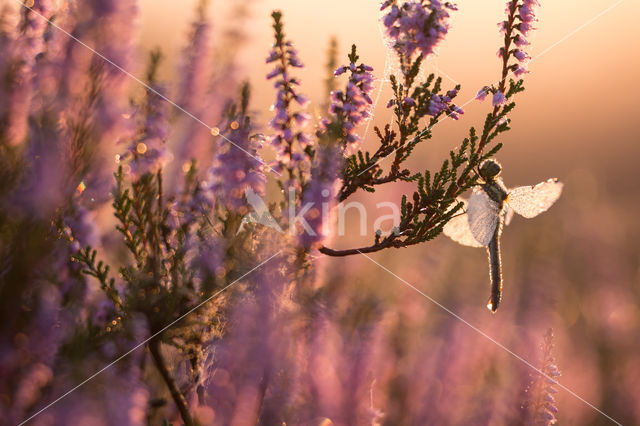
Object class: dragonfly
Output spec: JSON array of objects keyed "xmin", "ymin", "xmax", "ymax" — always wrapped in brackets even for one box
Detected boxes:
[{"xmin": 443, "ymin": 159, "xmax": 563, "ymax": 312}]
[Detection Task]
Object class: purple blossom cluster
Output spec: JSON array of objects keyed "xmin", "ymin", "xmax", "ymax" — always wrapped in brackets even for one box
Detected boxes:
[
  {"xmin": 329, "ymin": 60, "xmax": 376, "ymax": 145},
  {"xmin": 266, "ymin": 12, "xmax": 311, "ymax": 176},
  {"xmin": 477, "ymin": 0, "xmax": 539, "ymax": 105},
  {"xmin": 483, "ymin": 89, "xmax": 507, "ymax": 107},
  {"xmin": 58, "ymin": 0, "xmax": 138, "ymax": 139},
  {"xmin": 0, "ymin": 284, "xmax": 61, "ymax": 424},
  {"xmin": 21, "ymin": 0, "xmax": 140, "ymax": 204},
  {"xmin": 380, "ymin": 0, "xmax": 458, "ymax": 59},
  {"xmin": 208, "ymin": 119, "xmax": 266, "ymax": 213},
  {"xmin": 0, "ymin": 1, "xmax": 52, "ymax": 146},
  {"xmin": 476, "ymin": 86, "xmax": 507, "ymax": 108},
  {"xmin": 34, "ymin": 316, "xmax": 150, "ymax": 426},
  {"xmin": 427, "ymin": 88, "xmax": 464, "ymax": 119},
  {"xmin": 498, "ymin": 0, "xmax": 539, "ymax": 77},
  {"xmin": 122, "ymin": 86, "xmax": 170, "ymax": 180},
  {"xmin": 169, "ymin": 6, "xmax": 214, "ymax": 185},
  {"xmin": 199, "ymin": 256, "xmax": 291, "ymax": 424},
  {"xmin": 391, "ymin": 87, "xmax": 463, "ymax": 119}
]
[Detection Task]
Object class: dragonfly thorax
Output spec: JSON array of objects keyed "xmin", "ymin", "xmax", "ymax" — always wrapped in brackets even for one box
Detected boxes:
[{"xmin": 482, "ymin": 179, "xmax": 508, "ymax": 205}]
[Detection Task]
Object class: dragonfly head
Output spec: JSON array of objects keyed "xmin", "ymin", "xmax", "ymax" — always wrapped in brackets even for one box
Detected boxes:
[{"xmin": 479, "ymin": 159, "xmax": 502, "ymax": 181}]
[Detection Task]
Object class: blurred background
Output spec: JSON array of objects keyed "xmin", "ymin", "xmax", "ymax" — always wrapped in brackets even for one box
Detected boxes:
[
  {"xmin": 134, "ymin": 0, "xmax": 640, "ymax": 424},
  {"xmin": 0, "ymin": 0, "xmax": 630, "ymax": 424}
]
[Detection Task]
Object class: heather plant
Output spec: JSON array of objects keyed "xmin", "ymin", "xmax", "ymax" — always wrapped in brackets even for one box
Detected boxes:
[
  {"xmin": 6, "ymin": 1, "xmax": 630, "ymax": 425},
  {"xmin": 523, "ymin": 329, "xmax": 561, "ymax": 425},
  {"xmin": 320, "ymin": 0, "xmax": 532, "ymax": 255}
]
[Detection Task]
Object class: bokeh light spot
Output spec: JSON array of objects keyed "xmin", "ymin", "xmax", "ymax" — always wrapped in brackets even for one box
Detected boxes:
[{"xmin": 136, "ymin": 142, "xmax": 147, "ymax": 154}]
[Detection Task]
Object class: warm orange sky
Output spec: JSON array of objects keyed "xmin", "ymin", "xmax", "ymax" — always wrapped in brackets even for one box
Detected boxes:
[{"xmin": 139, "ymin": 0, "xmax": 640, "ymax": 193}]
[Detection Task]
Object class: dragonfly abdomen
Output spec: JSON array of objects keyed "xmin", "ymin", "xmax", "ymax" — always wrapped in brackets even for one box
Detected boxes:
[{"xmin": 486, "ymin": 225, "xmax": 503, "ymax": 312}]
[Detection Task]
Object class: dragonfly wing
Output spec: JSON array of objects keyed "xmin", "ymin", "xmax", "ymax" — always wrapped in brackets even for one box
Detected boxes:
[
  {"xmin": 443, "ymin": 199, "xmax": 484, "ymax": 248},
  {"xmin": 466, "ymin": 188, "xmax": 501, "ymax": 246},
  {"xmin": 507, "ymin": 178, "xmax": 563, "ymax": 219}
]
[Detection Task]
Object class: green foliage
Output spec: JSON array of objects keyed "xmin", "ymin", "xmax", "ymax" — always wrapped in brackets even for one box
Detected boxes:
[
  {"xmin": 270, "ymin": 10, "xmax": 285, "ymax": 46},
  {"xmin": 72, "ymin": 245, "xmax": 122, "ymax": 311}
]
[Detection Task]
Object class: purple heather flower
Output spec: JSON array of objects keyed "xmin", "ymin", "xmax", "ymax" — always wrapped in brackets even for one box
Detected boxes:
[
  {"xmin": 266, "ymin": 67, "xmax": 282, "ymax": 80},
  {"xmin": 328, "ymin": 60, "xmax": 375, "ymax": 145},
  {"xmin": 449, "ymin": 105, "xmax": 464, "ymax": 120},
  {"xmin": 266, "ymin": 50, "xmax": 280, "ymax": 63},
  {"xmin": 519, "ymin": 3, "xmax": 537, "ymax": 23},
  {"xmin": 423, "ymin": 88, "xmax": 464, "ymax": 118},
  {"xmin": 513, "ymin": 65, "xmax": 529, "ymax": 77},
  {"xmin": 293, "ymin": 111, "xmax": 311, "ymax": 127},
  {"xmin": 428, "ymin": 95, "xmax": 447, "ymax": 116},
  {"xmin": 513, "ymin": 49, "xmax": 528, "ymax": 62},
  {"xmin": 493, "ymin": 91, "xmax": 506, "ymax": 107},
  {"xmin": 518, "ymin": 21, "xmax": 534, "ymax": 37},
  {"xmin": 381, "ymin": 0, "xmax": 458, "ymax": 59},
  {"xmin": 289, "ymin": 55, "xmax": 303, "ymax": 68},
  {"xmin": 514, "ymin": 34, "xmax": 529, "ymax": 47},
  {"xmin": 476, "ymin": 86, "xmax": 490, "ymax": 101}
]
